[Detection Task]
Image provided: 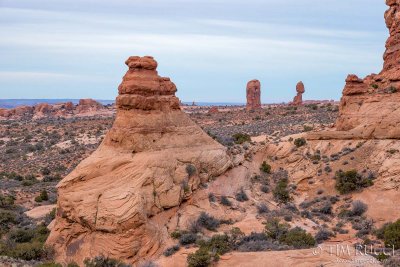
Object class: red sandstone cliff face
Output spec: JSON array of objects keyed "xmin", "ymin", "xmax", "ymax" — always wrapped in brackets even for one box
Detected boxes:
[
  {"xmin": 47, "ymin": 56, "xmax": 232, "ymax": 265},
  {"xmin": 310, "ymin": 0, "xmax": 400, "ymax": 140},
  {"xmin": 246, "ymin": 80, "xmax": 261, "ymax": 111}
]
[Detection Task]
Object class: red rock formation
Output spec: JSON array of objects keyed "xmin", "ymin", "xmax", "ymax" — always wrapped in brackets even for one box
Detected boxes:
[
  {"xmin": 208, "ymin": 106, "xmax": 219, "ymax": 114},
  {"xmin": 47, "ymin": 56, "xmax": 232, "ymax": 265},
  {"xmin": 76, "ymin": 99, "xmax": 104, "ymax": 113},
  {"xmin": 309, "ymin": 0, "xmax": 400, "ymax": 139},
  {"xmin": 292, "ymin": 81, "xmax": 305, "ymax": 105},
  {"xmin": 246, "ymin": 79, "xmax": 261, "ymax": 111}
]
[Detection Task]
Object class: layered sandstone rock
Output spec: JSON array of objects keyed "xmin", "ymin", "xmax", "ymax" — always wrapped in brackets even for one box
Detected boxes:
[
  {"xmin": 309, "ymin": 0, "xmax": 400, "ymax": 140},
  {"xmin": 47, "ymin": 56, "xmax": 232, "ymax": 265},
  {"xmin": 246, "ymin": 79, "xmax": 261, "ymax": 110},
  {"xmin": 292, "ymin": 81, "xmax": 305, "ymax": 105},
  {"xmin": 76, "ymin": 99, "xmax": 104, "ymax": 114}
]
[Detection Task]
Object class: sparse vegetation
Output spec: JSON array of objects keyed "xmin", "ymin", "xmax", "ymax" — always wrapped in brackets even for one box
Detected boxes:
[
  {"xmin": 335, "ymin": 170, "xmax": 374, "ymax": 194},
  {"xmin": 294, "ymin": 138, "xmax": 306, "ymax": 147}
]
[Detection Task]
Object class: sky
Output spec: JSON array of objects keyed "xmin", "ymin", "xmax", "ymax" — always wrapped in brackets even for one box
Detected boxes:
[{"xmin": 0, "ymin": 0, "xmax": 388, "ymax": 103}]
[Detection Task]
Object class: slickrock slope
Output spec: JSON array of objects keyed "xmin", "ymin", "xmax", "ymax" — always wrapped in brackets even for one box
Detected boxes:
[
  {"xmin": 246, "ymin": 79, "xmax": 261, "ymax": 111},
  {"xmin": 310, "ymin": 0, "xmax": 400, "ymax": 139},
  {"xmin": 292, "ymin": 81, "xmax": 305, "ymax": 106},
  {"xmin": 47, "ymin": 56, "xmax": 232, "ymax": 265}
]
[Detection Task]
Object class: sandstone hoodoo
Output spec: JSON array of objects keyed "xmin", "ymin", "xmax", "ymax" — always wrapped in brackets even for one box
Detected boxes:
[
  {"xmin": 292, "ymin": 81, "xmax": 305, "ymax": 105},
  {"xmin": 310, "ymin": 0, "xmax": 400, "ymax": 140},
  {"xmin": 246, "ymin": 79, "xmax": 261, "ymax": 110},
  {"xmin": 47, "ymin": 56, "xmax": 232, "ymax": 265}
]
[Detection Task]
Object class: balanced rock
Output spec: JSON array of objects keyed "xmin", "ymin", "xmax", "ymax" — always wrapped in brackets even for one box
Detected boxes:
[
  {"xmin": 246, "ymin": 79, "xmax": 261, "ymax": 110},
  {"xmin": 47, "ymin": 56, "xmax": 232, "ymax": 265},
  {"xmin": 292, "ymin": 81, "xmax": 305, "ymax": 105},
  {"xmin": 309, "ymin": 0, "xmax": 400, "ymax": 139}
]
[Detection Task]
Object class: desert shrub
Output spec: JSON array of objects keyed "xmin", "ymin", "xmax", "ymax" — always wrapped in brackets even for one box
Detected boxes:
[
  {"xmin": 315, "ymin": 229, "xmax": 334, "ymax": 243},
  {"xmin": 186, "ymin": 164, "xmax": 197, "ymax": 177},
  {"xmin": 382, "ymin": 220, "xmax": 400, "ymax": 249},
  {"xmin": 179, "ymin": 232, "xmax": 198, "ymax": 245},
  {"xmin": 208, "ymin": 193, "xmax": 216, "ymax": 203},
  {"xmin": 279, "ymin": 227, "xmax": 316, "ymax": 248},
  {"xmin": 7, "ymin": 241, "xmax": 44, "ymax": 261},
  {"xmin": 170, "ymin": 230, "xmax": 182, "ymax": 239},
  {"xmin": 187, "ymin": 247, "xmax": 212, "ymax": 267},
  {"xmin": 163, "ymin": 245, "xmax": 180, "ymax": 257},
  {"xmin": 232, "ymin": 133, "xmax": 251, "ymax": 144},
  {"xmin": 260, "ymin": 161, "xmax": 271, "ymax": 173},
  {"xmin": 189, "ymin": 220, "xmax": 202, "ymax": 234},
  {"xmin": 319, "ymin": 202, "xmax": 333, "ymax": 215},
  {"xmin": 350, "ymin": 201, "xmax": 368, "ymax": 216},
  {"xmin": 198, "ymin": 234, "xmax": 232, "ymax": 255},
  {"xmin": 257, "ymin": 204, "xmax": 269, "ymax": 214},
  {"xmin": 265, "ymin": 218, "xmax": 289, "ymax": 240},
  {"xmin": 220, "ymin": 196, "xmax": 232, "ymax": 207},
  {"xmin": 197, "ymin": 212, "xmax": 220, "ymax": 231},
  {"xmin": 84, "ymin": 255, "xmax": 131, "ymax": 267},
  {"xmin": 0, "ymin": 209, "xmax": 16, "ymax": 230},
  {"xmin": 335, "ymin": 170, "xmax": 373, "ymax": 194},
  {"xmin": 303, "ymin": 125, "xmax": 313, "ymax": 132},
  {"xmin": 236, "ymin": 232, "xmax": 274, "ymax": 252},
  {"xmin": 41, "ymin": 168, "xmax": 51, "ymax": 176},
  {"xmin": 10, "ymin": 229, "xmax": 35, "ymax": 243},
  {"xmin": 294, "ymin": 138, "xmax": 306, "ymax": 147},
  {"xmin": 35, "ymin": 190, "xmax": 49, "ymax": 203},
  {"xmin": 0, "ymin": 194, "xmax": 15, "ymax": 209},
  {"xmin": 273, "ymin": 177, "xmax": 292, "ymax": 203},
  {"xmin": 235, "ymin": 188, "xmax": 248, "ymax": 202}
]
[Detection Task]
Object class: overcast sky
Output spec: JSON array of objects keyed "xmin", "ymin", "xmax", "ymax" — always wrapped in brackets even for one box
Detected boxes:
[{"xmin": 0, "ymin": 0, "xmax": 388, "ymax": 103}]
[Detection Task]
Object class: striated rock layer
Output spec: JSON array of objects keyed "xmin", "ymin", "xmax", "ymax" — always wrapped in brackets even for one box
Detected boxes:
[
  {"xmin": 246, "ymin": 79, "xmax": 261, "ymax": 110},
  {"xmin": 309, "ymin": 0, "xmax": 400, "ymax": 140},
  {"xmin": 47, "ymin": 56, "xmax": 232, "ymax": 264},
  {"xmin": 292, "ymin": 81, "xmax": 305, "ymax": 106}
]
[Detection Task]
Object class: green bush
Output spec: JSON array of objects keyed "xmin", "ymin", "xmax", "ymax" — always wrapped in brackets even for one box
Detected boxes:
[
  {"xmin": 335, "ymin": 170, "xmax": 373, "ymax": 194},
  {"xmin": 279, "ymin": 227, "xmax": 316, "ymax": 248},
  {"xmin": 294, "ymin": 138, "xmax": 307, "ymax": 147},
  {"xmin": 188, "ymin": 234, "xmax": 232, "ymax": 267},
  {"xmin": 10, "ymin": 229, "xmax": 35, "ymax": 243},
  {"xmin": 265, "ymin": 218, "xmax": 289, "ymax": 240},
  {"xmin": 35, "ymin": 190, "xmax": 49, "ymax": 203},
  {"xmin": 187, "ymin": 248, "xmax": 212, "ymax": 267},
  {"xmin": 382, "ymin": 220, "xmax": 400, "ymax": 249},
  {"xmin": 232, "ymin": 133, "xmax": 251, "ymax": 144},
  {"xmin": 260, "ymin": 161, "xmax": 271, "ymax": 173},
  {"xmin": 273, "ymin": 178, "xmax": 292, "ymax": 203},
  {"xmin": 8, "ymin": 241, "xmax": 44, "ymax": 261},
  {"xmin": 0, "ymin": 194, "xmax": 15, "ymax": 209}
]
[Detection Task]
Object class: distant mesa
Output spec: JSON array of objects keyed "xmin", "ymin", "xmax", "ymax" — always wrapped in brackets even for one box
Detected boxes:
[
  {"xmin": 292, "ymin": 81, "xmax": 305, "ymax": 106},
  {"xmin": 47, "ymin": 56, "xmax": 232, "ymax": 265},
  {"xmin": 0, "ymin": 98, "xmax": 107, "ymax": 119},
  {"xmin": 309, "ymin": 0, "xmax": 400, "ymax": 140},
  {"xmin": 246, "ymin": 79, "xmax": 261, "ymax": 111}
]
